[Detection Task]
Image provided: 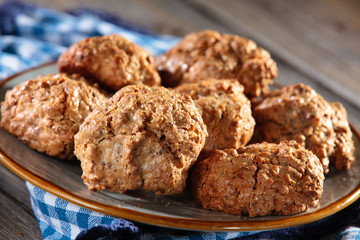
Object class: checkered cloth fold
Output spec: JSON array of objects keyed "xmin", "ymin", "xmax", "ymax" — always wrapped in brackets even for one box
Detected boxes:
[
  {"xmin": 1, "ymin": 1, "xmax": 360, "ymax": 239},
  {"xmin": 26, "ymin": 182, "xmax": 258, "ymax": 240}
]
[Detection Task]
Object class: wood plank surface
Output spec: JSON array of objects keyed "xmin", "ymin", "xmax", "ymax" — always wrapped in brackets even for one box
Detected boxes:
[
  {"xmin": 0, "ymin": 0, "xmax": 359, "ymax": 239},
  {"xmin": 0, "ymin": 165, "xmax": 42, "ymax": 239}
]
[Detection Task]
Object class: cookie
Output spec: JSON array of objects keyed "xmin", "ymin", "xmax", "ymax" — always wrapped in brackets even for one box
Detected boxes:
[
  {"xmin": 191, "ymin": 141, "xmax": 324, "ymax": 217},
  {"xmin": 74, "ymin": 84, "xmax": 207, "ymax": 195},
  {"xmin": 58, "ymin": 34, "xmax": 160, "ymax": 91},
  {"xmin": 175, "ymin": 79, "xmax": 255, "ymax": 153},
  {"xmin": 1, "ymin": 73, "xmax": 107, "ymax": 159},
  {"xmin": 155, "ymin": 30, "xmax": 277, "ymax": 98},
  {"xmin": 253, "ymin": 83, "xmax": 354, "ymax": 173}
]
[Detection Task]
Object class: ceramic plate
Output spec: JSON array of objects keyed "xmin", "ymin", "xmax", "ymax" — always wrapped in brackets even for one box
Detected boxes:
[{"xmin": 1, "ymin": 63, "xmax": 360, "ymax": 231}]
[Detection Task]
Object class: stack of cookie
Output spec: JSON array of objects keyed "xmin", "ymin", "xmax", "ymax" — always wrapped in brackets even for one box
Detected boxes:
[{"xmin": 1, "ymin": 30, "xmax": 354, "ymax": 217}]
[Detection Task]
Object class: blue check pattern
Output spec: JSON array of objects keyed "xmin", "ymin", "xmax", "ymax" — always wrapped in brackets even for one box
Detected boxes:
[
  {"xmin": 2, "ymin": 1, "xmax": 360, "ymax": 239},
  {"xmin": 27, "ymin": 183, "xmax": 256, "ymax": 240},
  {"xmin": 27, "ymin": 182, "xmax": 119, "ymax": 240}
]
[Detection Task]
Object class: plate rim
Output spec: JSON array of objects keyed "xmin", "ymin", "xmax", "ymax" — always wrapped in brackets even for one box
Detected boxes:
[{"xmin": 1, "ymin": 63, "xmax": 360, "ymax": 232}]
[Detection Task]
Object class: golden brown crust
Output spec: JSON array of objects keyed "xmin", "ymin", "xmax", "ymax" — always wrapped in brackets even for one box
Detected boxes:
[
  {"xmin": 155, "ymin": 30, "xmax": 278, "ymax": 98},
  {"xmin": 0, "ymin": 73, "xmax": 107, "ymax": 160},
  {"xmin": 58, "ymin": 34, "xmax": 161, "ymax": 91},
  {"xmin": 174, "ymin": 79, "xmax": 255, "ymax": 152},
  {"xmin": 253, "ymin": 83, "xmax": 354, "ymax": 173},
  {"xmin": 74, "ymin": 84, "xmax": 207, "ymax": 195},
  {"xmin": 191, "ymin": 141, "xmax": 324, "ymax": 217}
]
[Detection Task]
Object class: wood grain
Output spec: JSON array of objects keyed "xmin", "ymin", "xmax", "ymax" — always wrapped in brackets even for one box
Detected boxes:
[{"xmin": 0, "ymin": 165, "xmax": 42, "ymax": 239}]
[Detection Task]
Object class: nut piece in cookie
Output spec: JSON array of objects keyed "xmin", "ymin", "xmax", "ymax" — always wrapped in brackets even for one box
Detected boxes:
[
  {"xmin": 175, "ymin": 79, "xmax": 255, "ymax": 153},
  {"xmin": 1, "ymin": 73, "xmax": 108, "ymax": 160},
  {"xmin": 155, "ymin": 30, "xmax": 278, "ymax": 98},
  {"xmin": 253, "ymin": 83, "xmax": 354, "ymax": 173},
  {"xmin": 74, "ymin": 85, "xmax": 207, "ymax": 195},
  {"xmin": 58, "ymin": 34, "xmax": 161, "ymax": 92},
  {"xmin": 191, "ymin": 141, "xmax": 324, "ymax": 217}
]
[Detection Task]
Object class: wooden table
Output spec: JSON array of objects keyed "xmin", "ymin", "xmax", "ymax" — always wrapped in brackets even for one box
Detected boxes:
[{"xmin": 0, "ymin": 0, "xmax": 359, "ymax": 238}]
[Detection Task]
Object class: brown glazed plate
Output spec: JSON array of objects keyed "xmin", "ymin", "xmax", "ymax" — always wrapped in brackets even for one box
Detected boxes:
[{"xmin": 1, "ymin": 62, "xmax": 360, "ymax": 232}]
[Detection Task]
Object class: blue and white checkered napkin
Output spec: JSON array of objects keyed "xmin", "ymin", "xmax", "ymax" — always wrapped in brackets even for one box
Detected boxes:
[
  {"xmin": 26, "ymin": 182, "xmax": 140, "ymax": 240},
  {"xmin": 2, "ymin": 1, "xmax": 360, "ymax": 239},
  {"xmin": 26, "ymin": 182, "xmax": 257, "ymax": 240}
]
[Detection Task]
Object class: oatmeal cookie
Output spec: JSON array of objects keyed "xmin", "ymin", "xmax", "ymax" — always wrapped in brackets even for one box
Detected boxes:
[
  {"xmin": 191, "ymin": 141, "xmax": 324, "ymax": 217},
  {"xmin": 74, "ymin": 84, "xmax": 207, "ymax": 195},
  {"xmin": 58, "ymin": 34, "xmax": 160, "ymax": 91},
  {"xmin": 155, "ymin": 30, "xmax": 278, "ymax": 98},
  {"xmin": 175, "ymin": 79, "xmax": 255, "ymax": 153},
  {"xmin": 1, "ymin": 73, "xmax": 107, "ymax": 160},
  {"xmin": 253, "ymin": 83, "xmax": 354, "ymax": 173}
]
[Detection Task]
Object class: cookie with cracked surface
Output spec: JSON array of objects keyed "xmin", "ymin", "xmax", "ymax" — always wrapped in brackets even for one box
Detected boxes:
[
  {"xmin": 1, "ymin": 73, "xmax": 108, "ymax": 160},
  {"xmin": 174, "ymin": 79, "xmax": 255, "ymax": 153},
  {"xmin": 252, "ymin": 83, "xmax": 354, "ymax": 173},
  {"xmin": 155, "ymin": 30, "xmax": 278, "ymax": 98},
  {"xmin": 58, "ymin": 34, "xmax": 160, "ymax": 92},
  {"xmin": 191, "ymin": 141, "xmax": 324, "ymax": 217},
  {"xmin": 74, "ymin": 84, "xmax": 207, "ymax": 195}
]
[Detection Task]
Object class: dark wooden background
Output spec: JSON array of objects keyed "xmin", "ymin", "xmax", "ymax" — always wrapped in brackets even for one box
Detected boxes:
[{"xmin": 0, "ymin": 0, "xmax": 359, "ymax": 238}]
